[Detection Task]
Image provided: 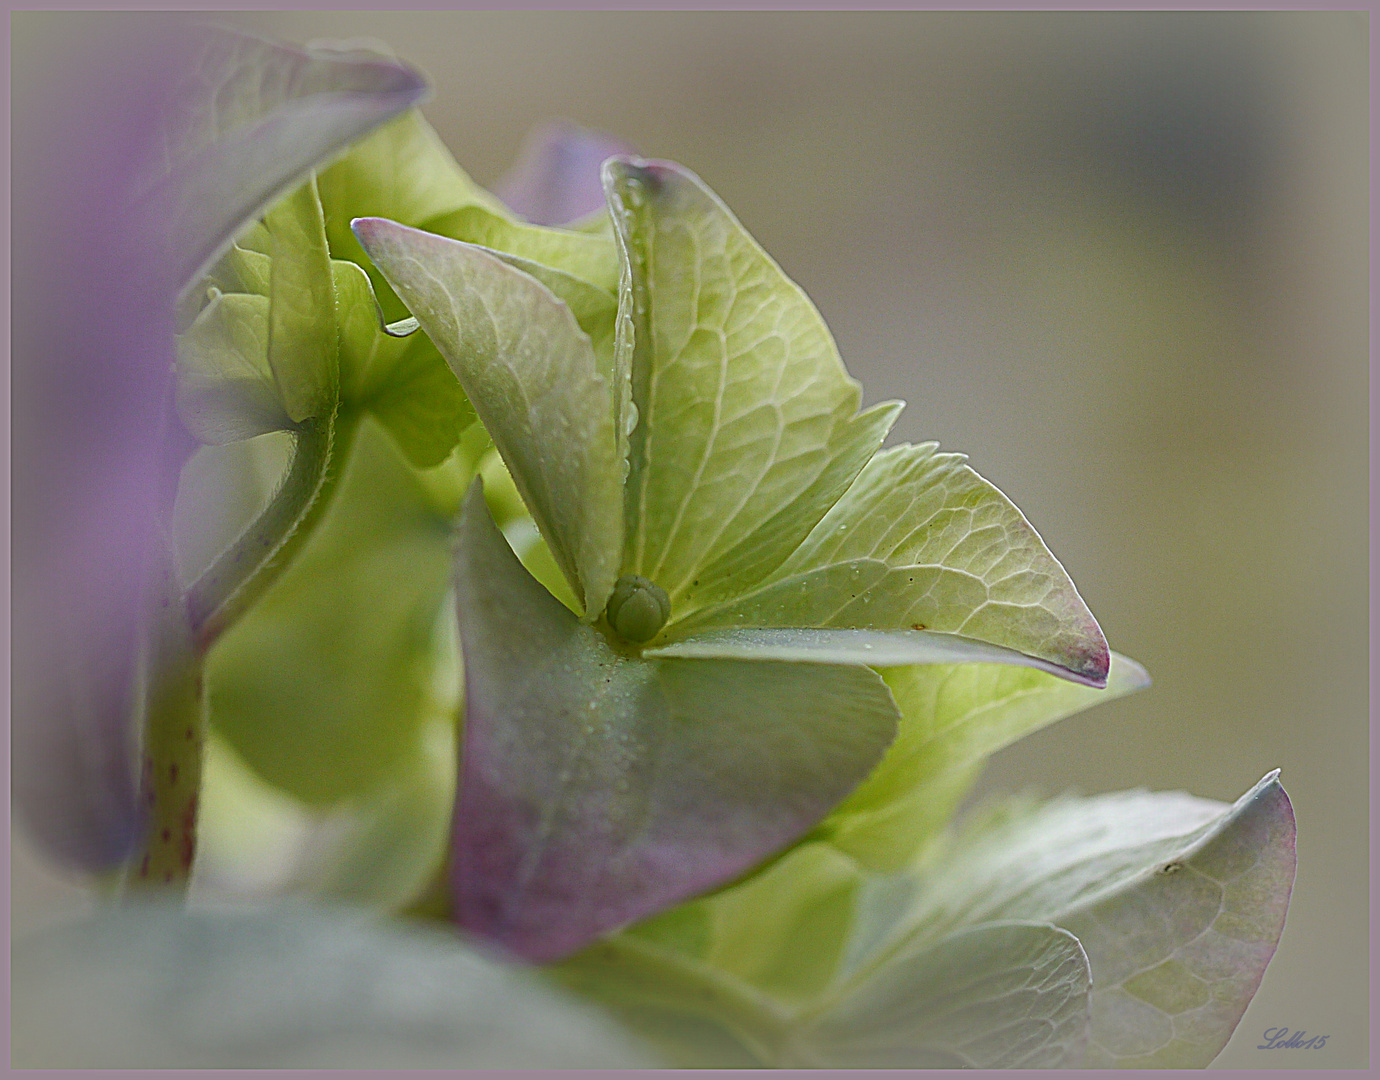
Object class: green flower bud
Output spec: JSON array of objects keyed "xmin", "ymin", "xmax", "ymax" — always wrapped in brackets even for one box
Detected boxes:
[{"xmin": 605, "ymin": 575, "xmax": 670, "ymax": 643}]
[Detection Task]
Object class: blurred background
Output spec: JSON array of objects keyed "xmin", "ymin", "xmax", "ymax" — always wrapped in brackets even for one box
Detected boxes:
[{"xmin": 11, "ymin": 11, "xmax": 1368, "ymax": 1068}]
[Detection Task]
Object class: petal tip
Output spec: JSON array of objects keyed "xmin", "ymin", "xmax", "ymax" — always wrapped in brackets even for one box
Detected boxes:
[{"xmin": 349, "ymin": 215, "xmax": 390, "ymax": 245}]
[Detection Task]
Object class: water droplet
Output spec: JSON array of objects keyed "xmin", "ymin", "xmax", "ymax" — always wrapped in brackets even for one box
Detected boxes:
[{"xmin": 624, "ymin": 401, "xmax": 640, "ymax": 436}]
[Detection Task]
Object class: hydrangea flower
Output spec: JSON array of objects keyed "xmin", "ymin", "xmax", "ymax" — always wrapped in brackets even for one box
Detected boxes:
[
  {"xmin": 13, "ymin": 23, "xmax": 1294, "ymax": 1071},
  {"xmin": 353, "ymin": 156, "xmax": 1116, "ymax": 962}
]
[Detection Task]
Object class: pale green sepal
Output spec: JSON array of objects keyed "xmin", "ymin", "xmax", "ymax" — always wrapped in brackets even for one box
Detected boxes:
[
  {"xmin": 12, "ymin": 899, "xmax": 661, "ymax": 1068},
  {"xmin": 664, "ymin": 841, "xmax": 865, "ymax": 1005},
  {"xmin": 208, "ymin": 238, "xmax": 272, "ymax": 296},
  {"xmin": 426, "ymin": 204, "xmax": 621, "ymax": 294},
  {"xmin": 555, "ymin": 935, "xmax": 784, "ymax": 1068},
  {"xmin": 235, "ymin": 220, "xmax": 272, "ymax": 255},
  {"xmin": 330, "ymin": 259, "xmax": 474, "ymax": 468},
  {"xmin": 560, "ymin": 840, "xmax": 865, "ymax": 1065},
  {"xmin": 194, "ymin": 244, "xmax": 472, "ymax": 468},
  {"xmin": 784, "ymin": 921, "xmax": 1091, "ymax": 1068},
  {"xmin": 602, "ymin": 157, "xmax": 897, "ymax": 610},
  {"xmin": 290, "ymin": 715, "xmax": 457, "ymax": 912},
  {"xmin": 472, "ymin": 245, "xmax": 618, "ymax": 355},
  {"xmin": 681, "ymin": 400, "xmax": 905, "ymax": 611},
  {"xmin": 672, "ymin": 441, "xmax": 1110, "ymax": 685},
  {"xmin": 316, "ymin": 109, "xmax": 508, "ymax": 321},
  {"xmin": 354, "ymin": 218, "xmax": 623, "ymax": 617},
  {"xmin": 266, "ymin": 174, "xmax": 338, "ymax": 422},
  {"xmin": 330, "ymin": 258, "xmax": 406, "ymax": 400},
  {"xmin": 894, "ymin": 773, "xmax": 1296, "ymax": 1067},
  {"xmin": 193, "ymin": 714, "xmax": 455, "ymax": 914},
  {"xmin": 816, "ymin": 651, "xmax": 1150, "ymax": 870},
  {"xmin": 1069, "ymin": 774, "xmax": 1295, "ymax": 1067},
  {"xmin": 365, "ymin": 345, "xmax": 478, "ymax": 469},
  {"xmin": 176, "ymin": 292, "xmax": 293, "ymax": 444}
]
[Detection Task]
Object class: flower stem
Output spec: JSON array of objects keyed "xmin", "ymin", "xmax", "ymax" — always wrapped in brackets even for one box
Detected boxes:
[
  {"xmin": 126, "ymin": 544, "xmax": 204, "ymax": 890},
  {"xmin": 186, "ymin": 408, "xmax": 355, "ymax": 652},
  {"xmin": 128, "ymin": 406, "xmax": 355, "ymax": 892}
]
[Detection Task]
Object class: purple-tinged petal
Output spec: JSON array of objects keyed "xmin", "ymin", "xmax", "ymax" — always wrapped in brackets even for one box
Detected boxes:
[
  {"xmin": 494, "ymin": 121, "xmax": 633, "ymax": 227},
  {"xmin": 13, "ymin": 20, "xmax": 189, "ymax": 869},
  {"xmin": 139, "ymin": 27, "xmax": 429, "ymax": 292},
  {"xmin": 450, "ymin": 483, "xmax": 898, "ymax": 962}
]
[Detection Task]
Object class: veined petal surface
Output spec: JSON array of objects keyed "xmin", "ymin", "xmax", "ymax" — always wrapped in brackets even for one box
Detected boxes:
[
  {"xmin": 604, "ymin": 157, "xmax": 901, "ymax": 612},
  {"xmin": 355, "ymin": 218, "xmax": 624, "ymax": 615},
  {"xmin": 674, "ymin": 442, "xmax": 1110, "ymax": 684}
]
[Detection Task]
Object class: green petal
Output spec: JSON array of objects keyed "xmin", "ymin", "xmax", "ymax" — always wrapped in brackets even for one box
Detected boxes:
[
  {"xmin": 12, "ymin": 900, "xmax": 659, "ymax": 1068},
  {"xmin": 176, "ymin": 292, "xmax": 292, "ymax": 443},
  {"xmin": 426, "ymin": 204, "xmax": 621, "ymax": 295},
  {"xmin": 289, "ymin": 716, "xmax": 458, "ymax": 911},
  {"xmin": 785, "ymin": 922, "xmax": 1091, "ymax": 1068},
  {"xmin": 674, "ymin": 441, "xmax": 1110, "ymax": 684},
  {"xmin": 603, "ymin": 158, "xmax": 901, "ymax": 613},
  {"xmin": 564, "ymin": 885, "xmax": 1091, "ymax": 1068},
  {"xmin": 468, "ymin": 245, "xmax": 618, "ymax": 353},
  {"xmin": 815, "ymin": 652, "xmax": 1150, "ymax": 869},
  {"xmin": 316, "ymin": 109, "xmax": 509, "ymax": 322},
  {"xmin": 265, "ymin": 175, "xmax": 338, "ymax": 422},
  {"xmin": 354, "ymin": 218, "xmax": 624, "ymax": 616},
  {"xmin": 332, "ymin": 258, "xmax": 476, "ymax": 468},
  {"xmin": 448, "ymin": 483, "xmax": 898, "ymax": 962},
  {"xmin": 195, "ymin": 716, "xmax": 455, "ymax": 913},
  {"xmin": 887, "ymin": 773, "xmax": 1297, "ymax": 1066},
  {"xmin": 198, "ymin": 242, "xmax": 474, "ymax": 468},
  {"xmin": 654, "ymin": 841, "xmax": 864, "ymax": 1005}
]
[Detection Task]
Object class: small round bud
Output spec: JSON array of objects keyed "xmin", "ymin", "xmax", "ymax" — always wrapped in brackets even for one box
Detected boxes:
[{"xmin": 606, "ymin": 574, "xmax": 670, "ymax": 643}]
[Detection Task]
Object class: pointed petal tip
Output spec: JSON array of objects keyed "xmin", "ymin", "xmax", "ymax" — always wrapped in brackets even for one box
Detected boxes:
[
  {"xmin": 601, "ymin": 155, "xmax": 696, "ymax": 197},
  {"xmin": 1247, "ymin": 768, "xmax": 1293, "ymax": 820},
  {"xmin": 349, "ymin": 215, "xmax": 392, "ymax": 244},
  {"xmin": 1061, "ymin": 628, "xmax": 1111, "ymax": 689}
]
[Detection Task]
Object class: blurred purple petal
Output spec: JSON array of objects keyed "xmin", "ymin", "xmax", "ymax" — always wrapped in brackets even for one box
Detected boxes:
[
  {"xmin": 493, "ymin": 121, "xmax": 633, "ymax": 227},
  {"xmin": 11, "ymin": 20, "xmax": 427, "ymax": 871},
  {"xmin": 13, "ymin": 20, "xmax": 183, "ymax": 870},
  {"xmin": 141, "ymin": 28, "xmax": 429, "ymax": 293}
]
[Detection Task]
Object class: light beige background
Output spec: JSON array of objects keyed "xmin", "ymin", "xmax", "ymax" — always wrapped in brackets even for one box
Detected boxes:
[{"xmin": 12, "ymin": 11, "xmax": 1368, "ymax": 1069}]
